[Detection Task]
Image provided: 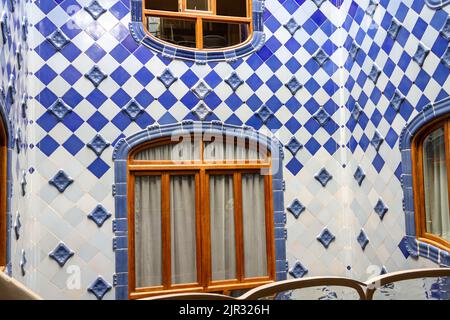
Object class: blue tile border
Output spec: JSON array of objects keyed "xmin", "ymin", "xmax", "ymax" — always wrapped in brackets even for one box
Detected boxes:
[
  {"xmin": 129, "ymin": 0, "xmax": 266, "ymax": 63},
  {"xmin": 425, "ymin": 0, "xmax": 450, "ymax": 9},
  {"xmin": 112, "ymin": 121, "xmax": 286, "ymax": 299},
  {"xmin": 399, "ymin": 96, "xmax": 450, "ymax": 266}
]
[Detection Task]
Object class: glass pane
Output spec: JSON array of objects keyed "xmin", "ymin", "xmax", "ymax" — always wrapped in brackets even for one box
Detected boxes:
[
  {"xmin": 134, "ymin": 176, "xmax": 162, "ymax": 288},
  {"xmin": 210, "ymin": 175, "xmax": 236, "ymax": 281},
  {"xmin": 372, "ymin": 277, "xmax": 450, "ymax": 300},
  {"xmin": 216, "ymin": 0, "xmax": 247, "ymax": 17},
  {"xmin": 203, "ymin": 22, "xmax": 249, "ymax": 49},
  {"xmin": 147, "ymin": 17, "xmax": 197, "ymax": 48},
  {"xmin": 171, "ymin": 175, "xmax": 197, "ymax": 284},
  {"xmin": 134, "ymin": 139, "xmax": 200, "ymax": 161},
  {"xmin": 204, "ymin": 137, "xmax": 266, "ymax": 162},
  {"xmin": 423, "ymin": 127, "xmax": 450, "ymax": 242},
  {"xmin": 145, "ymin": 0, "xmax": 179, "ymax": 11},
  {"xmin": 186, "ymin": 0, "xmax": 210, "ymax": 11},
  {"xmin": 242, "ymin": 174, "xmax": 267, "ymax": 278}
]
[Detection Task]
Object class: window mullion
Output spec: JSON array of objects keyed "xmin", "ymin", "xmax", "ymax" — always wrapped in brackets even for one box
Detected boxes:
[
  {"xmin": 196, "ymin": 17, "xmax": 203, "ymax": 49},
  {"xmin": 200, "ymin": 169, "xmax": 210, "ymax": 288},
  {"xmin": 161, "ymin": 173, "xmax": 171, "ymax": 289},
  {"xmin": 234, "ymin": 172, "xmax": 244, "ymax": 282}
]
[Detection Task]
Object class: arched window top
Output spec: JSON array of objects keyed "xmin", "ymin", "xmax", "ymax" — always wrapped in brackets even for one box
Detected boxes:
[
  {"xmin": 130, "ymin": 134, "xmax": 270, "ymax": 163},
  {"xmin": 130, "ymin": 0, "xmax": 266, "ymax": 63},
  {"xmin": 400, "ymin": 97, "xmax": 450, "ymax": 265}
]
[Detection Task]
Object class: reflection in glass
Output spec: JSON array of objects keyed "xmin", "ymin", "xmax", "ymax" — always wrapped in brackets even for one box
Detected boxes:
[
  {"xmin": 135, "ymin": 176, "xmax": 162, "ymax": 288},
  {"xmin": 170, "ymin": 175, "xmax": 197, "ymax": 284},
  {"xmin": 147, "ymin": 17, "xmax": 197, "ymax": 48},
  {"xmin": 210, "ymin": 175, "xmax": 236, "ymax": 281}
]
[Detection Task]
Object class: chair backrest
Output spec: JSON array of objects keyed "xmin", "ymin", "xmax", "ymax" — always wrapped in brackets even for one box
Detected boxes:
[{"xmin": 0, "ymin": 271, "xmax": 42, "ymax": 300}]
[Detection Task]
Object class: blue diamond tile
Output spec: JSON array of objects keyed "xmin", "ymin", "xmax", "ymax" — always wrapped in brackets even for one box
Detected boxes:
[
  {"xmin": 317, "ymin": 228, "xmax": 336, "ymax": 249},
  {"xmin": 366, "ymin": 0, "xmax": 378, "ymax": 17},
  {"xmin": 88, "ymin": 205, "xmax": 112, "ymax": 227},
  {"xmin": 47, "ymin": 29, "xmax": 69, "ymax": 51},
  {"xmin": 369, "ymin": 65, "xmax": 381, "ymax": 83},
  {"xmin": 287, "ymin": 199, "xmax": 305, "ymax": 219},
  {"xmin": 14, "ymin": 212, "xmax": 21, "ymax": 240},
  {"xmin": 285, "ymin": 77, "xmax": 303, "ymax": 95},
  {"xmin": 85, "ymin": 65, "xmax": 107, "ymax": 87},
  {"xmin": 349, "ymin": 41, "xmax": 360, "ymax": 59},
  {"xmin": 123, "ymin": 100, "xmax": 144, "ymax": 120},
  {"xmin": 313, "ymin": 49, "xmax": 329, "ymax": 66},
  {"xmin": 312, "ymin": 0, "xmax": 326, "ymax": 7},
  {"xmin": 289, "ymin": 261, "xmax": 308, "ymax": 278},
  {"xmin": 88, "ymin": 277, "xmax": 112, "ymax": 300},
  {"xmin": 63, "ymin": 135, "xmax": 84, "ymax": 156},
  {"xmin": 391, "ymin": 90, "xmax": 405, "ymax": 112},
  {"xmin": 85, "ymin": 0, "xmax": 106, "ymax": 20},
  {"xmin": 256, "ymin": 105, "xmax": 273, "ymax": 124},
  {"xmin": 49, "ymin": 243, "xmax": 74, "ymax": 267},
  {"xmin": 387, "ymin": 18, "xmax": 401, "ymax": 40},
  {"xmin": 354, "ymin": 166, "xmax": 366, "ymax": 186},
  {"xmin": 413, "ymin": 43, "xmax": 430, "ymax": 67},
  {"xmin": 352, "ymin": 103, "xmax": 363, "ymax": 120},
  {"xmin": 357, "ymin": 229, "xmax": 369, "ymax": 250},
  {"xmin": 192, "ymin": 81, "xmax": 212, "ymax": 100},
  {"xmin": 87, "ymin": 134, "xmax": 110, "ymax": 156},
  {"xmin": 443, "ymin": 47, "xmax": 450, "ymax": 68},
  {"xmin": 48, "ymin": 99, "xmax": 71, "ymax": 121},
  {"xmin": 158, "ymin": 68, "xmax": 178, "ymax": 88},
  {"xmin": 20, "ymin": 250, "xmax": 26, "ymax": 276},
  {"xmin": 21, "ymin": 171, "xmax": 27, "ymax": 197},
  {"xmin": 441, "ymin": 16, "xmax": 450, "ymax": 40},
  {"xmin": 49, "ymin": 170, "xmax": 74, "ymax": 193},
  {"xmin": 192, "ymin": 102, "xmax": 212, "ymax": 121},
  {"xmin": 315, "ymin": 168, "xmax": 333, "ymax": 187},
  {"xmin": 313, "ymin": 108, "xmax": 331, "ymax": 126},
  {"xmin": 285, "ymin": 137, "xmax": 303, "ymax": 156},
  {"xmin": 225, "ymin": 72, "xmax": 244, "ymax": 91},
  {"xmin": 374, "ymin": 199, "xmax": 388, "ymax": 220},
  {"xmin": 371, "ymin": 131, "xmax": 384, "ymax": 151},
  {"xmin": 88, "ymin": 158, "xmax": 110, "ymax": 178},
  {"xmin": 284, "ymin": 18, "xmax": 301, "ymax": 35}
]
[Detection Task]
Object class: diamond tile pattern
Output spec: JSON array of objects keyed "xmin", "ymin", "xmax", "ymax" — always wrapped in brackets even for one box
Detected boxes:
[
  {"xmin": 49, "ymin": 243, "xmax": 74, "ymax": 267},
  {"xmin": 24, "ymin": 0, "xmax": 449, "ymax": 299}
]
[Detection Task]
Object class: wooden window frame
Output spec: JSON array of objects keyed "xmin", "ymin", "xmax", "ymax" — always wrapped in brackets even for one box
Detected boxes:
[
  {"xmin": 412, "ymin": 115, "xmax": 450, "ymax": 252},
  {"xmin": 0, "ymin": 117, "xmax": 6, "ymax": 271},
  {"xmin": 143, "ymin": 0, "xmax": 253, "ymax": 50},
  {"xmin": 127, "ymin": 136, "xmax": 275, "ymax": 299}
]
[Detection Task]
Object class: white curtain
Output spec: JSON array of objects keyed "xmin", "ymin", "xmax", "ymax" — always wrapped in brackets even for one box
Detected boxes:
[
  {"xmin": 170, "ymin": 175, "xmax": 197, "ymax": 284},
  {"xmin": 204, "ymin": 139, "xmax": 262, "ymax": 162},
  {"xmin": 423, "ymin": 128, "xmax": 450, "ymax": 242},
  {"xmin": 135, "ymin": 141, "xmax": 199, "ymax": 161},
  {"xmin": 134, "ymin": 176, "xmax": 162, "ymax": 288},
  {"xmin": 210, "ymin": 175, "xmax": 236, "ymax": 281},
  {"xmin": 242, "ymin": 174, "xmax": 267, "ymax": 278}
]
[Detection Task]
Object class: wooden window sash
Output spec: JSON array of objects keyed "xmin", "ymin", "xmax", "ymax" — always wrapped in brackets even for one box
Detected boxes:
[
  {"xmin": 129, "ymin": 139, "xmax": 275, "ymax": 298},
  {"xmin": 143, "ymin": 0, "xmax": 252, "ymax": 50},
  {"xmin": 412, "ymin": 117, "xmax": 450, "ymax": 252}
]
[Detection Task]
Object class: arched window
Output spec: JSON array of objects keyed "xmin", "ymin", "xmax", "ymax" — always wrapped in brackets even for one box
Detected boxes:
[
  {"xmin": 127, "ymin": 132, "xmax": 275, "ymax": 299},
  {"xmin": 143, "ymin": 0, "xmax": 252, "ymax": 50},
  {"xmin": 0, "ymin": 115, "xmax": 7, "ymax": 270},
  {"xmin": 412, "ymin": 116, "xmax": 450, "ymax": 251}
]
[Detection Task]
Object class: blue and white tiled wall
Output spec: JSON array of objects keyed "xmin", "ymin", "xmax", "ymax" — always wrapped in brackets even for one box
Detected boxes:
[
  {"xmin": 4, "ymin": 0, "xmax": 446, "ymax": 299},
  {"xmin": 0, "ymin": 0, "xmax": 31, "ymax": 284}
]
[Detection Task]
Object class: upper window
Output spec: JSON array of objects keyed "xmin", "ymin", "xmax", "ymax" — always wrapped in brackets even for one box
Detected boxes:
[
  {"xmin": 143, "ymin": 0, "xmax": 252, "ymax": 50},
  {"xmin": 413, "ymin": 116, "xmax": 450, "ymax": 251},
  {"xmin": 0, "ymin": 117, "xmax": 6, "ymax": 270},
  {"xmin": 128, "ymin": 134, "xmax": 275, "ymax": 299}
]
